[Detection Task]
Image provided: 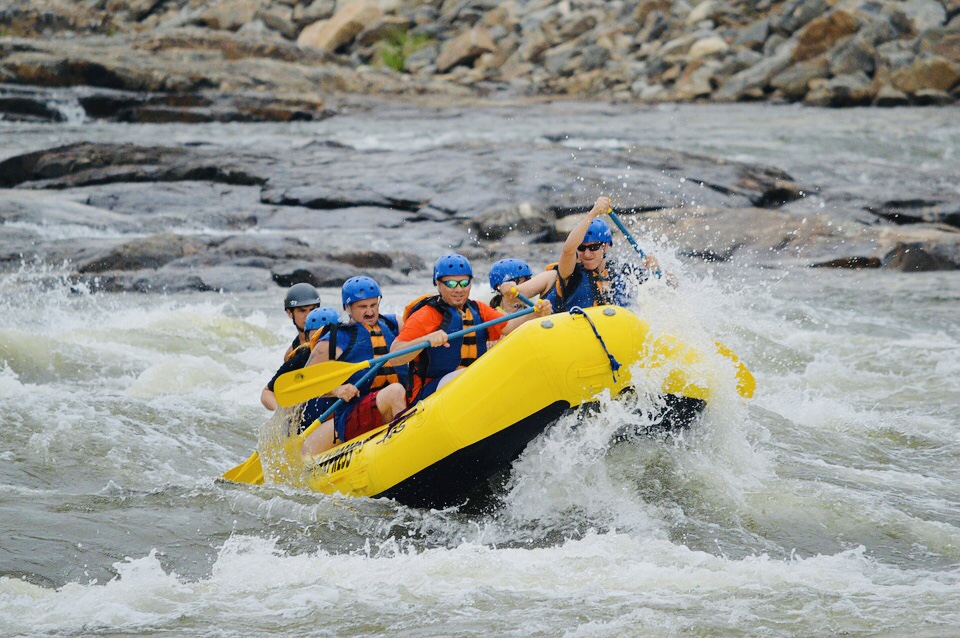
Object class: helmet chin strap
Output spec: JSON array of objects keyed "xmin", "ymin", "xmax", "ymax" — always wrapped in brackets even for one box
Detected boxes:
[{"xmin": 290, "ymin": 312, "xmax": 305, "ymax": 339}]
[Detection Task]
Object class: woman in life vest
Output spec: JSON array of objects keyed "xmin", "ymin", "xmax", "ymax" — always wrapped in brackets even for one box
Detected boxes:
[
  {"xmin": 489, "ymin": 258, "xmax": 564, "ymax": 314},
  {"xmin": 488, "ymin": 259, "xmax": 535, "ymax": 313},
  {"xmin": 302, "ymin": 276, "xmax": 408, "ymax": 455},
  {"xmin": 390, "ymin": 254, "xmax": 552, "ymax": 404},
  {"xmin": 517, "ymin": 195, "xmax": 660, "ymax": 312},
  {"xmin": 261, "ymin": 306, "xmax": 340, "ymax": 433}
]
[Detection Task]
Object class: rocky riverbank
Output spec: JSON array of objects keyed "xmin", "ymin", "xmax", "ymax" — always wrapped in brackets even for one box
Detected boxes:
[
  {"xmin": 1, "ymin": 101, "xmax": 957, "ymax": 294},
  {"xmin": 1, "ymin": 0, "xmax": 959, "ymax": 124}
]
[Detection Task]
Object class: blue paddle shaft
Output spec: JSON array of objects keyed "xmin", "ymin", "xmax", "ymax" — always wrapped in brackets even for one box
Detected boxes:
[
  {"xmin": 608, "ymin": 211, "xmax": 662, "ymax": 279},
  {"xmin": 365, "ymin": 305, "xmax": 536, "ymax": 371},
  {"xmin": 507, "ymin": 287, "xmax": 536, "ymax": 308},
  {"xmin": 315, "ymin": 361, "xmax": 386, "ymax": 423}
]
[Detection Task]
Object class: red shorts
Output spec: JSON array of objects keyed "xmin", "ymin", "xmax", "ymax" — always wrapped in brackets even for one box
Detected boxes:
[{"xmin": 342, "ymin": 391, "xmax": 384, "ymax": 441}]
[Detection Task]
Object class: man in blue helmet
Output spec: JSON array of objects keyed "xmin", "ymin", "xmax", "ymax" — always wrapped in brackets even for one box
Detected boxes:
[
  {"xmin": 511, "ymin": 195, "xmax": 661, "ymax": 312},
  {"xmin": 390, "ymin": 253, "xmax": 552, "ymax": 403},
  {"xmin": 304, "ymin": 276, "xmax": 407, "ymax": 448},
  {"xmin": 281, "ymin": 282, "xmax": 322, "ymax": 360},
  {"xmin": 261, "ymin": 306, "xmax": 340, "ymax": 433}
]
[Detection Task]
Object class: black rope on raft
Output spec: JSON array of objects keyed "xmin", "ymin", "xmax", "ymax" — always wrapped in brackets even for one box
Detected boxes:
[{"xmin": 568, "ymin": 307, "xmax": 622, "ymax": 382}]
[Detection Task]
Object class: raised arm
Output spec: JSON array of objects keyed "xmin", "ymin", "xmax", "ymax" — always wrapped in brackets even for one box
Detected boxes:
[{"xmin": 558, "ymin": 196, "xmax": 611, "ymax": 280}]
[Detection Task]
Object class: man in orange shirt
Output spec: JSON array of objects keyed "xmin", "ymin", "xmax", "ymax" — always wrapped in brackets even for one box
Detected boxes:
[{"xmin": 390, "ymin": 254, "xmax": 552, "ymax": 403}]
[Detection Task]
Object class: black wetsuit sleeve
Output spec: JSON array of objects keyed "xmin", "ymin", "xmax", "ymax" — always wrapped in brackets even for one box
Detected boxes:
[{"xmin": 267, "ymin": 347, "xmax": 311, "ymax": 391}]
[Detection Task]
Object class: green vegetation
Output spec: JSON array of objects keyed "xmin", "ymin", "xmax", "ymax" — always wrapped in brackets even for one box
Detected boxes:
[{"xmin": 374, "ymin": 29, "xmax": 432, "ymax": 73}]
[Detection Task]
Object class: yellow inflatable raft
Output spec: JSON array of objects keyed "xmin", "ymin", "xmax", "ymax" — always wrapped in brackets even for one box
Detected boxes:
[{"xmin": 267, "ymin": 305, "xmax": 754, "ymax": 508}]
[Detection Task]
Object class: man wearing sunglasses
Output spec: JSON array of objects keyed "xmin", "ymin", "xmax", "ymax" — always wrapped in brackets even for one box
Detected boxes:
[{"xmin": 390, "ymin": 253, "xmax": 552, "ymax": 403}]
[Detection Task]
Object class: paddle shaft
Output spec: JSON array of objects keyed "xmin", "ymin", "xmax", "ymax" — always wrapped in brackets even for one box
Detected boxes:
[
  {"xmin": 308, "ymin": 361, "xmax": 386, "ymax": 430},
  {"xmin": 358, "ymin": 304, "xmax": 537, "ymax": 372},
  {"xmin": 508, "ymin": 286, "xmax": 536, "ymax": 308},
  {"xmin": 608, "ymin": 211, "xmax": 662, "ymax": 279}
]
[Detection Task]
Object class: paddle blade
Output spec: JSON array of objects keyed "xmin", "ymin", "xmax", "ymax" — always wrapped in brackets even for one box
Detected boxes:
[
  {"xmin": 714, "ymin": 341, "xmax": 756, "ymax": 399},
  {"xmin": 222, "ymin": 451, "xmax": 265, "ymax": 485},
  {"xmin": 274, "ymin": 360, "xmax": 369, "ymax": 407}
]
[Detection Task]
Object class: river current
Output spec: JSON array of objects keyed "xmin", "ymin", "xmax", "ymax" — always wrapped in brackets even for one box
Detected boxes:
[{"xmin": 1, "ymin": 103, "xmax": 959, "ymax": 636}]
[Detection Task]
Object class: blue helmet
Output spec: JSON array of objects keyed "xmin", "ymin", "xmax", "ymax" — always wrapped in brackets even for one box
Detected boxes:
[
  {"xmin": 304, "ymin": 307, "xmax": 340, "ymax": 332},
  {"xmin": 584, "ymin": 218, "xmax": 613, "ymax": 245},
  {"xmin": 488, "ymin": 259, "xmax": 533, "ymax": 289},
  {"xmin": 341, "ymin": 276, "xmax": 381, "ymax": 307},
  {"xmin": 433, "ymin": 253, "xmax": 473, "ymax": 282}
]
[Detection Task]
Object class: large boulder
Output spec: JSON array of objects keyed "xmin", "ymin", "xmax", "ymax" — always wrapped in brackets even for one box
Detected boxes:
[
  {"xmin": 436, "ymin": 26, "xmax": 497, "ymax": 73},
  {"xmin": 792, "ymin": 10, "xmax": 860, "ymax": 63},
  {"xmin": 297, "ymin": 1, "xmax": 382, "ymax": 52},
  {"xmin": 75, "ymin": 233, "xmax": 210, "ymax": 273},
  {"xmin": 891, "ymin": 56, "xmax": 960, "ymax": 94}
]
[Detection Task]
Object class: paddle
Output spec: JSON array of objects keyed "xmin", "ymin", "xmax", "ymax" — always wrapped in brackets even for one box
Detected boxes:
[
  {"xmin": 274, "ymin": 304, "xmax": 540, "ymax": 407},
  {"xmin": 222, "ymin": 362, "xmax": 386, "ymax": 484},
  {"xmin": 607, "ymin": 210, "xmax": 663, "ymax": 279}
]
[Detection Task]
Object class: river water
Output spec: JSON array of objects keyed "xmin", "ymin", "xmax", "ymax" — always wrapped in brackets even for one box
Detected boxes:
[{"xmin": 1, "ymin": 103, "xmax": 959, "ymax": 636}]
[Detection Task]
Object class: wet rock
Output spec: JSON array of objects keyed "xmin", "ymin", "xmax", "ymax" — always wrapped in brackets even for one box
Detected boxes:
[
  {"xmin": 882, "ymin": 242, "xmax": 957, "ymax": 271},
  {"xmin": 866, "ymin": 200, "xmax": 960, "ymax": 228},
  {"xmin": 215, "ymin": 235, "xmax": 318, "ymax": 261},
  {"xmin": 628, "ymin": 206, "xmax": 839, "ymax": 264},
  {"xmin": 470, "ymin": 202, "xmax": 554, "ymax": 241},
  {"xmin": 810, "ymin": 256, "xmax": 882, "ymax": 269},
  {"xmin": 75, "ymin": 233, "xmax": 210, "ymax": 273},
  {"xmin": 0, "ymin": 142, "xmax": 265, "ymax": 189},
  {"xmin": 270, "ymin": 259, "xmax": 358, "ymax": 287},
  {"xmin": 330, "ymin": 250, "xmax": 395, "ymax": 269}
]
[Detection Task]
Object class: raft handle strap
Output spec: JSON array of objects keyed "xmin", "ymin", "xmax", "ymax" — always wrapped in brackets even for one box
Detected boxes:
[{"xmin": 569, "ymin": 307, "xmax": 622, "ymax": 382}]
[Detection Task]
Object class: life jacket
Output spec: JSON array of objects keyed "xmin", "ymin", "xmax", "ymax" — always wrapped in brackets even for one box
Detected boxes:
[
  {"xmin": 328, "ymin": 314, "xmax": 406, "ymax": 442},
  {"xmin": 541, "ymin": 262, "xmax": 561, "ymax": 309},
  {"xmin": 334, "ymin": 315, "xmax": 407, "ymax": 392},
  {"xmin": 405, "ymin": 295, "xmax": 488, "ymax": 401},
  {"xmin": 283, "ymin": 334, "xmax": 304, "ymax": 361},
  {"xmin": 552, "ymin": 261, "xmax": 631, "ymax": 311},
  {"xmin": 308, "ymin": 324, "xmax": 338, "ymax": 362},
  {"xmin": 271, "ymin": 340, "xmax": 337, "ymax": 432}
]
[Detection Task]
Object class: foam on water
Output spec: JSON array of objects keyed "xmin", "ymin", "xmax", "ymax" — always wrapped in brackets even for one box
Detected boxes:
[{"xmin": 2, "ymin": 531, "xmax": 958, "ymax": 636}]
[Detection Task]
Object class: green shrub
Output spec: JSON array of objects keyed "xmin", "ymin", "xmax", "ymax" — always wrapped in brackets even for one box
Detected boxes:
[{"xmin": 375, "ymin": 30, "xmax": 432, "ymax": 73}]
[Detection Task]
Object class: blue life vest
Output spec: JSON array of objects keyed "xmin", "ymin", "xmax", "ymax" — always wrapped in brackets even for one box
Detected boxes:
[
  {"xmin": 407, "ymin": 296, "xmax": 488, "ymax": 401},
  {"xmin": 324, "ymin": 315, "xmax": 406, "ymax": 441},
  {"xmin": 552, "ymin": 261, "xmax": 634, "ymax": 311}
]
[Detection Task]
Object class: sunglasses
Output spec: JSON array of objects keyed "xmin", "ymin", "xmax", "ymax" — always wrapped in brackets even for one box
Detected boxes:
[
  {"xmin": 441, "ymin": 278, "xmax": 472, "ymax": 289},
  {"xmin": 577, "ymin": 242, "xmax": 605, "ymax": 253}
]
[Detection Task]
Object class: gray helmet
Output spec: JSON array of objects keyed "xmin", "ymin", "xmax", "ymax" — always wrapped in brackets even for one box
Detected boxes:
[{"xmin": 284, "ymin": 283, "xmax": 321, "ymax": 309}]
